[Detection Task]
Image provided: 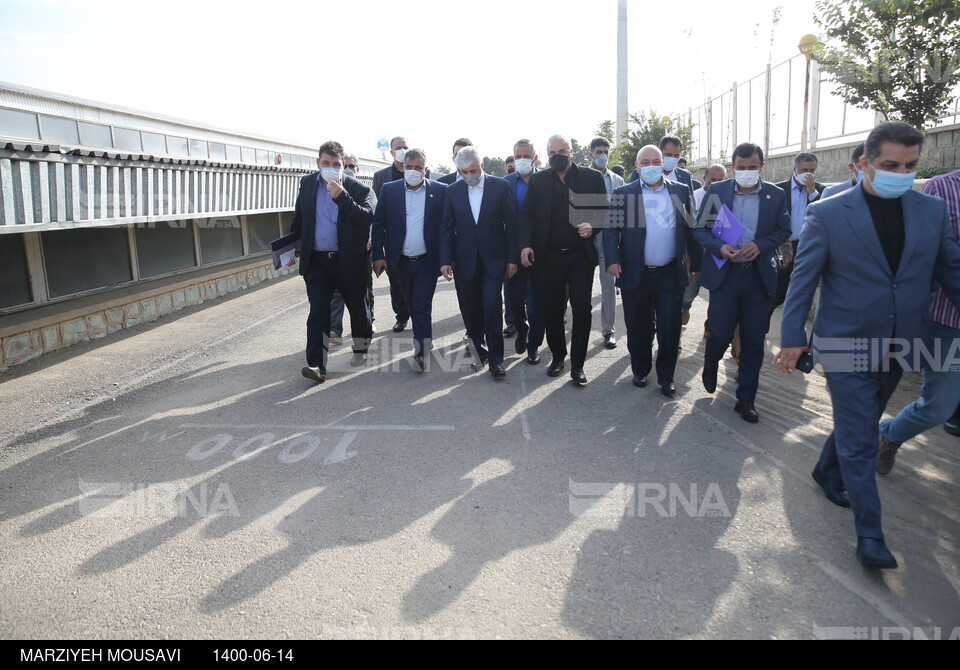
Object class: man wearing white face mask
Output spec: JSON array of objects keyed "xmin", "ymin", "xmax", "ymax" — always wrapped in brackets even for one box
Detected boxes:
[
  {"xmin": 693, "ymin": 142, "xmax": 791, "ymax": 423},
  {"xmin": 589, "ymin": 136, "xmax": 625, "ymax": 350},
  {"xmin": 775, "ymin": 121, "xmax": 960, "ymax": 569},
  {"xmin": 373, "ymin": 136, "xmax": 413, "ymax": 333},
  {"xmin": 371, "ymin": 149, "xmax": 447, "ymax": 371},
  {"xmin": 290, "ymin": 140, "xmax": 375, "ymax": 383}
]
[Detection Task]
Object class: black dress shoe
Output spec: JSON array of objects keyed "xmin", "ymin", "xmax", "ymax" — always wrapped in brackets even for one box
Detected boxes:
[
  {"xmin": 392, "ymin": 319, "xmax": 408, "ymax": 332},
  {"xmin": 547, "ymin": 359, "xmax": 565, "ymax": 377},
  {"xmin": 811, "ymin": 466, "xmax": 851, "ymax": 508},
  {"xmin": 527, "ymin": 352, "xmax": 541, "ymax": 365},
  {"xmin": 944, "ymin": 411, "xmax": 960, "ymax": 436},
  {"xmin": 661, "ymin": 382, "xmax": 677, "ymax": 397},
  {"xmin": 413, "ymin": 353, "xmax": 425, "ymax": 372},
  {"xmin": 603, "ymin": 333, "xmax": 617, "ymax": 349},
  {"xmin": 515, "ymin": 329, "xmax": 528, "ymax": 355},
  {"xmin": 490, "ymin": 362, "xmax": 507, "ymax": 379},
  {"xmin": 633, "ymin": 374, "xmax": 647, "ymax": 388},
  {"xmin": 571, "ymin": 369, "xmax": 587, "ymax": 386},
  {"xmin": 301, "ymin": 366, "xmax": 326, "ymax": 383},
  {"xmin": 856, "ymin": 537, "xmax": 898, "ymax": 569},
  {"xmin": 734, "ymin": 399, "xmax": 759, "ymax": 423},
  {"xmin": 471, "ymin": 359, "xmax": 488, "ymax": 372},
  {"xmin": 876, "ymin": 435, "xmax": 900, "ymax": 475},
  {"xmin": 702, "ymin": 366, "xmax": 718, "ymax": 393},
  {"xmin": 503, "ymin": 325, "xmax": 517, "ymax": 338}
]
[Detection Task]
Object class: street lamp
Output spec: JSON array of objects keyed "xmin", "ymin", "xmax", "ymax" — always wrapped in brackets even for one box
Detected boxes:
[
  {"xmin": 799, "ymin": 34, "xmax": 819, "ymax": 151},
  {"xmin": 661, "ymin": 116, "xmax": 671, "ymax": 129}
]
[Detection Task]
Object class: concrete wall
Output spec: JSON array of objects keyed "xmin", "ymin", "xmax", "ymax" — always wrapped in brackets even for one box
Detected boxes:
[
  {"xmin": 0, "ymin": 258, "xmax": 297, "ymax": 370},
  {"xmin": 764, "ymin": 124, "xmax": 960, "ymax": 183}
]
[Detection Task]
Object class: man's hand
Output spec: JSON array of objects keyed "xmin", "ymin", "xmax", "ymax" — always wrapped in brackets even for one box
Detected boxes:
[
  {"xmin": 326, "ymin": 179, "xmax": 343, "ymax": 199},
  {"xmin": 773, "ymin": 346, "xmax": 809, "ymax": 373},
  {"xmin": 373, "ymin": 259, "xmax": 387, "ymax": 277},
  {"xmin": 441, "ymin": 265, "xmax": 454, "ymax": 281},
  {"xmin": 719, "ymin": 244, "xmax": 740, "ymax": 260},
  {"xmin": 739, "ymin": 242, "xmax": 760, "ymax": 261},
  {"xmin": 286, "ymin": 255, "xmax": 298, "ymax": 268},
  {"xmin": 607, "ymin": 264, "xmax": 621, "ymax": 278},
  {"xmin": 690, "ymin": 271, "xmax": 700, "ymax": 281},
  {"xmin": 521, "ymin": 247, "xmax": 535, "ymax": 268},
  {"xmin": 577, "ymin": 222, "xmax": 593, "ymax": 238},
  {"xmin": 506, "ymin": 263, "xmax": 518, "ymax": 279}
]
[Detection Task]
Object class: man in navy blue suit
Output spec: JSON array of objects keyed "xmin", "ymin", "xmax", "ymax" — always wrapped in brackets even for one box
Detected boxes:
[
  {"xmin": 371, "ymin": 148, "xmax": 447, "ymax": 372},
  {"xmin": 290, "ymin": 140, "xmax": 375, "ymax": 383},
  {"xmin": 776, "ymin": 122, "xmax": 960, "ymax": 568},
  {"xmin": 604, "ymin": 145, "xmax": 701, "ymax": 397},
  {"xmin": 437, "ymin": 138, "xmax": 473, "ymax": 186},
  {"xmin": 694, "ymin": 142, "xmax": 791, "ymax": 422},
  {"xmin": 503, "ymin": 138, "xmax": 545, "ymax": 365},
  {"xmin": 440, "ymin": 146, "xmax": 519, "ymax": 379}
]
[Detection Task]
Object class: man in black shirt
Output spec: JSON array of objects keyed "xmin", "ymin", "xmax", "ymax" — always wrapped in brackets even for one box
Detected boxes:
[{"xmin": 519, "ymin": 134, "xmax": 609, "ymax": 385}]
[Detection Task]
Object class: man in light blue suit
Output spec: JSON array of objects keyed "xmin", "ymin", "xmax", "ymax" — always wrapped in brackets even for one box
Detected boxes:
[
  {"xmin": 776, "ymin": 122, "xmax": 960, "ymax": 569},
  {"xmin": 371, "ymin": 148, "xmax": 446, "ymax": 371},
  {"xmin": 693, "ymin": 142, "xmax": 792, "ymax": 422}
]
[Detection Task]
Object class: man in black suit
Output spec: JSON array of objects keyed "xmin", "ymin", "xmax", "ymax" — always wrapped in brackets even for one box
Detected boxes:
[
  {"xmin": 604, "ymin": 145, "xmax": 701, "ymax": 397},
  {"xmin": 770, "ymin": 152, "xmax": 825, "ymax": 325},
  {"xmin": 290, "ymin": 140, "xmax": 374, "ymax": 383},
  {"xmin": 440, "ymin": 146, "xmax": 519, "ymax": 380},
  {"xmin": 372, "ymin": 136, "xmax": 413, "ymax": 333},
  {"xmin": 437, "ymin": 138, "xmax": 473, "ymax": 186},
  {"xmin": 519, "ymin": 134, "xmax": 609, "ymax": 385}
]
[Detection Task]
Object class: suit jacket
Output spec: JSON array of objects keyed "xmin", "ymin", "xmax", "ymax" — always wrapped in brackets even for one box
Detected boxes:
[
  {"xmin": 821, "ymin": 178, "xmax": 858, "ymax": 200},
  {"xmin": 602, "ymin": 179, "xmax": 702, "ymax": 291},
  {"xmin": 519, "ymin": 163, "xmax": 609, "ymax": 267},
  {"xmin": 775, "ymin": 178, "xmax": 825, "ymax": 215},
  {"xmin": 289, "ymin": 173, "xmax": 374, "ymax": 282},
  {"xmin": 693, "ymin": 178, "xmax": 792, "ymax": 298},
  {"xmin": 371, "ymin": 179, "xmax": 447, "ymax": 278},
  {"xmin": 437, "ymin": 172, "xmax": 458, "ymax": 185},
  {"xmin": 372, "ymin": 164, "xmax": 402, "ymax": 198},
  {"xmin": 440, "ymin": 174, "xmax": 519, "ymax": 282},
  {"xmin": 780, "ymin": 184, "xmax": 960, "ymax": 369}
]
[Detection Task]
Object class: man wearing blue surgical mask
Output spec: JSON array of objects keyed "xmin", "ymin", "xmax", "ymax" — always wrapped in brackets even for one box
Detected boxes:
[
  {"xmin": 821, "ymin": 143, "xmax": 866, "ymax": 199},
  {"xmin": 776, "ymin": 121, "xmax": 960, "ymax": 570}
]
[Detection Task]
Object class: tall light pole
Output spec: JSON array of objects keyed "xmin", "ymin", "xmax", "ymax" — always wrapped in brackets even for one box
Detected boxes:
[
  {"xmin": 799, "ymin": 34, "xmax": 818, "ymax": 151},
  {"xmin": 616, "ymin": 0, "xmax": 628, "ymax": 147}
]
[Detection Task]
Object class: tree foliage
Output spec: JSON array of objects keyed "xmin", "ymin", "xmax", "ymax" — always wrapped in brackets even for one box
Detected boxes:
[
  {"xmin": 614, "ymin": 110, "xmax": 694, "ymax": 168},
  {"xmin": 814, "ymin": 0, "xmax": 960, "ymax": 129},
  {"xmin": 483, "ymin": 156, "xmax": 507, "ymax": 177}
]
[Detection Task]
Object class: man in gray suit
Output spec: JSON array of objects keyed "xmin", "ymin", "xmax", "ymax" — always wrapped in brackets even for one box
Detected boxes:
[
  {"xmin": 588, "ymin": 136, "xmax": 625, "ymax": 349},
  {"xmin": 776, "ymin": 122, "xmax": 960, "ymax": 569}
]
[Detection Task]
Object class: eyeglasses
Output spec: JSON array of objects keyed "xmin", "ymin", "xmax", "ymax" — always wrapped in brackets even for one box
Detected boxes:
[
  {"xmin": 345, "ymin": 164, "xmax": 358, "ymax": 170},
  {"xmin": 547, "ymin": 149, "xmax": 571, "ymax": 157}
]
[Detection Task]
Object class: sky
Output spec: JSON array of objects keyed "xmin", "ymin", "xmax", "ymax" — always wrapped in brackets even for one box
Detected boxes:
[{"xmin": 0, "ymin": 0, "xmax": 819, "ymax": 169}]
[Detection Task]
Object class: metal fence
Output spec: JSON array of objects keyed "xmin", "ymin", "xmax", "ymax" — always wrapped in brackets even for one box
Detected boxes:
[{"xmin": 679, "ymin": 51, "xmax": 960, "ymax": 165}]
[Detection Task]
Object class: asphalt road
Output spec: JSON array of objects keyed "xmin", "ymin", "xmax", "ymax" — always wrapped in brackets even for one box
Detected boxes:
[{"xmin": 1, "ymin": 270, "xmax": 957, "ymax": 640}]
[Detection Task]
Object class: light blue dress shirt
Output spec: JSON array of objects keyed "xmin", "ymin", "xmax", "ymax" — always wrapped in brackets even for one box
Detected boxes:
[
  {"xmin": 730, "ymin": 184, "xmax": 761, "ymax": 261},
  {"xmin": 402, "ymin": 184, "xmax": 427, "ymax": 256},
  {"xmin": 641, "ymin": 180, "xmax": 677, "ymax": 267},
  {"xmin": 314, "ymin": 175, "xmax": 339, "ymax": 252},
  {"xmin": 789, "ymin": 178, "xmax": 818, "ymax": 240}
]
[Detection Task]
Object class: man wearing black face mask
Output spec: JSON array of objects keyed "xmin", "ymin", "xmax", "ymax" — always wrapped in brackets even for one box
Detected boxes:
[{"xmin": 519, "ymin": 134, "xmax": 609, "ymax": 385}]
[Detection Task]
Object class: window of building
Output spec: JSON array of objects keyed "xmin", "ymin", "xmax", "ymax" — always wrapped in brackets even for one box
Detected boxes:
[
  {"xmin": 0, "ymin": 234, "xmax": 33, "ymax": 309},
  {"xmin": 167, "ymin": 135, "xmax": 189, "ymax": 156},
  {"xmin": 209, "ymin": 142, "xmax": 226, "ymax": 161},
  {"xmin": 134, "ymin": 221, "xmax": 197, "ymax": 278},
  {"xmin": 0, "ymin": 108, "xmax": 40, "ymax": 141},
  {"xmin": 256, "ymin": 149, "xmax": 269, "ymax": 165},
  {"xmin": 241, "ymin": 147, "xmax": 256, "ymax": 164},
  {"xmin": 78, "ymin": 122, "xmax": 113, "ymax": 148},
  {"xmin": 190, "ymin": 139, "xmax": 208, "ymax": 159},
  {"xmin": 39, "ymin": 115, "xmax": 79, "ymax": 144},
  {"xmin": 225, "ymin": 144, "xmax": 241, "ymax": 162},
  {"xmin": 197, "ymin": 218, "xmax": 244, "ymax": 264},
  {"xmin": 246, "ymin": 213, "xmax": 281, "ymax": 254},
  {"xmin": 114, "ymin": 127, "xmax": 142, "ymax": 152},
  {"xmin": 42, "ymin": 227, "xmax": 133, "ymax": 298},
  {"xmin": 141, "ymin": 131, "xmax": 167, "ymax": 154}
]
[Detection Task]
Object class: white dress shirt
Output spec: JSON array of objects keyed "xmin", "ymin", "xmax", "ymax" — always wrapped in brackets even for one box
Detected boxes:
[{"xmin": 468, "ymin": 173, "xmax": 485, "ymax": 224}]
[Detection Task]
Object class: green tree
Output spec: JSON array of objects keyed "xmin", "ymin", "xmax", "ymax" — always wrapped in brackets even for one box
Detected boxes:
[
  {"xmin": 571, "ymin": 138, "xmax": 590, "ymax": 167},
  {"xmin": 814, "ymin": 0, "xmax": 960, "ymax": 130},
  {"xmin": 615, "ymin": 110, "xmax": 694, "ymax": 169},
  {"xmin": 484, "ymin": 156, "xmax": 506, "ymax": 177}
]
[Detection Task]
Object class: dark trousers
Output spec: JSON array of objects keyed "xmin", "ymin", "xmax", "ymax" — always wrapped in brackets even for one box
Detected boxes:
[
  {"xmin": 395, "ymin": 256, "xmax": 438, "ymax": 355},
  {"xmin": 621, "ymin": 263, "xmax": 683, "ymax": 385},
  {"xmin": 821, "ymin": 363, "xmax": 903, "ymax": 540},
  {"xmin": 459, "ymin": 257, "xmax": 505, "ymax": 365},
  {"xmin": 389, "ymin": 272, "xmax": 410, "ymax": 323},
  {"xmin": 703, "ymin": 263, "xmax": 768, "ymax": 403},
  {"xmin": 331, "ymin": 254, "xmax": 375, "ymax": 333},
  {"xmin": 503, "ymin": 275, "xmax": 514, "ymax": 327},
  {"xmin": 304, "ymin": 254, "xmax": 371, "ymax": 369},
  {"xmin": 541, "ymin": 248, "xmax": 594, "ymax": 370},
  {"xmin": 768, "ymin": 239, "xmax": 799, "ymax": 330},
  {"xmin": 508, "ymin": 264, "xmax": 544, "ymax": 356}
]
